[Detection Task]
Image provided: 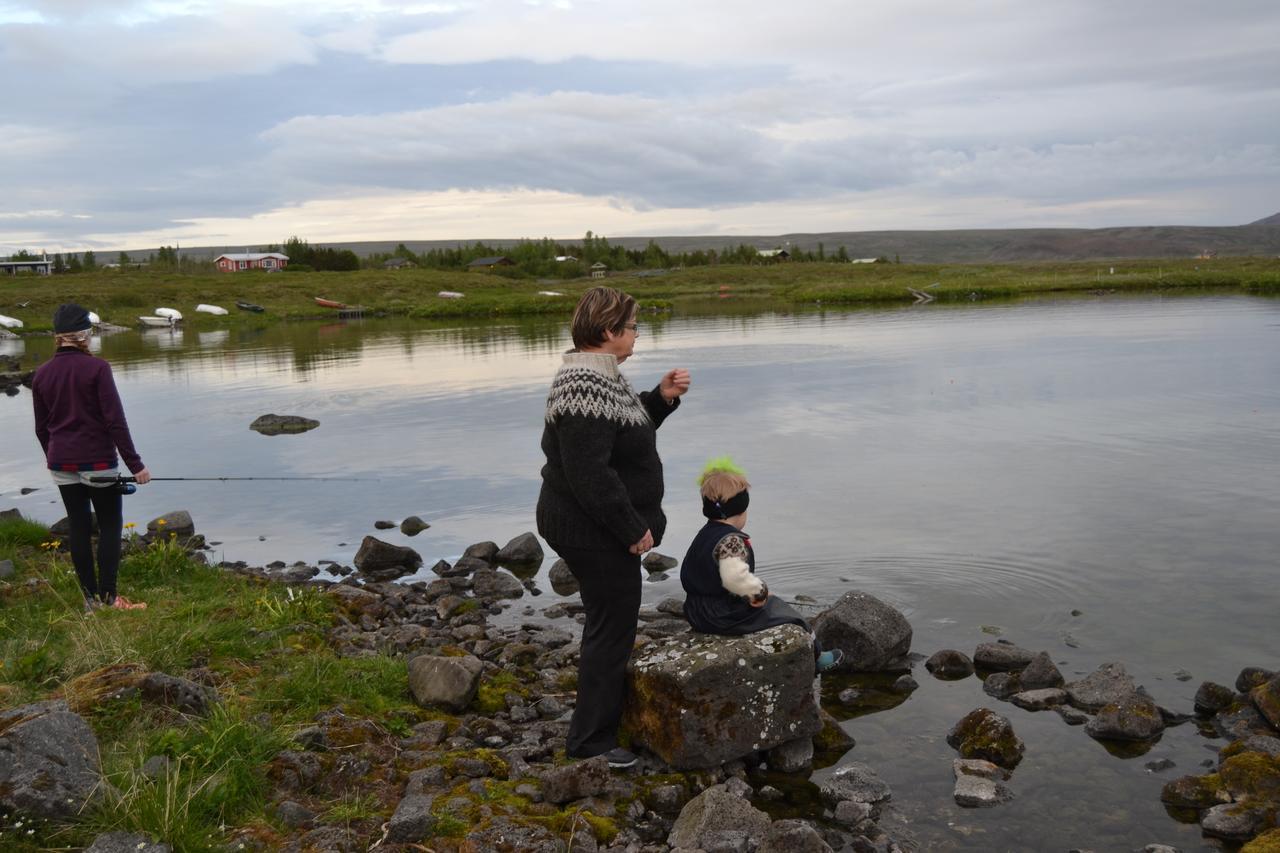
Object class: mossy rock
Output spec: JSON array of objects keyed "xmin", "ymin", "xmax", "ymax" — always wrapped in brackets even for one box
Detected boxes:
[
  {"xmin": 1219, "ymin": 751, "xmax": 1280, "ymax": 805},
  {"xmin": 1252, "ymin": 675, "xmax": 1280, "ymax": 730},
  {"xmin": 1160, "ymin": 772, "xmax": 1228, "ymax": 809},
  {"xmin": 946, "ymin": 708, "xmax": 1025, "ymax": 770},
  {"xmin": 1243, "ymin": 827, "xmax": 1280, "ymax": 852}
]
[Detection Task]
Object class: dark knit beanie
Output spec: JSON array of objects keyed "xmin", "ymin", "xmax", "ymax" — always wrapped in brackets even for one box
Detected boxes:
[{"xmin": 52, "ymin": 303, "xmax": 92, "ymax": 333}]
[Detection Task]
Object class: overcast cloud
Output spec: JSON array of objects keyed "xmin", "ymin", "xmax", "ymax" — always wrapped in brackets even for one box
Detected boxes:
[{"xmin": 2, "ymin": 0, "xmax": 1278, "ymax": 252}]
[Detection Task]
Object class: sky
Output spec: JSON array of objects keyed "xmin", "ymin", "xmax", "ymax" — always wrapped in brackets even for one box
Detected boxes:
[{"xmin": 2, "ymin": 0, "xmax": 1279, "ymax": 254}]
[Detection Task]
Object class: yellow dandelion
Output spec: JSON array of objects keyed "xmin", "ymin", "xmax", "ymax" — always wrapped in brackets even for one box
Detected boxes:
[
  {"xmin": 156, "ymin": 518, "xmax": 167, "ymax": 526},
  {"xmin": 124, "ymin": 522, "xmax": 136, "ymax": 530}
]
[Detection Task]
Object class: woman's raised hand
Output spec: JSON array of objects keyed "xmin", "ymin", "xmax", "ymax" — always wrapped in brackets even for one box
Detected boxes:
[
  {"xmin": 659, "ymin": 368, "xmax": 691, "ymax": 401},
  {"xmin": 629, "ymin": 529, "xmax": 654, "ymax": 555}
]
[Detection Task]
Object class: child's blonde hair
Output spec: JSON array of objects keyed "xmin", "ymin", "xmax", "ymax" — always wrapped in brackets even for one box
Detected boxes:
[{"xmin": 698, "ymin": 456, "xmax": 750, "ymax": 502}]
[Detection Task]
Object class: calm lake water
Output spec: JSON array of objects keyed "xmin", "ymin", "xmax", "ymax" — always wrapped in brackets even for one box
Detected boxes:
[{"xmin": 3, "ymin": 293, "xmax": 1277, "ymax": 850}]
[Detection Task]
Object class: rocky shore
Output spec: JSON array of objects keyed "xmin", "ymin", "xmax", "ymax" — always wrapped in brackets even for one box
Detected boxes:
[{"xmin": 2, "ymin": 509, "xmax": 1278, "ymax": 852}]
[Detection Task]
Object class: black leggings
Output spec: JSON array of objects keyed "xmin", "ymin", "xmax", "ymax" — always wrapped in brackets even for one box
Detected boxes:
[{"xmin": 56, "ymin": 482, "xmax": 123, "ymax": 603}]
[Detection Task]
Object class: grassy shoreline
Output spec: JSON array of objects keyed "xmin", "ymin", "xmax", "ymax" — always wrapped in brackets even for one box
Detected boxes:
[{"xmin": 1, "ymin": 257, "xmax": 1276, "ymax": 333}]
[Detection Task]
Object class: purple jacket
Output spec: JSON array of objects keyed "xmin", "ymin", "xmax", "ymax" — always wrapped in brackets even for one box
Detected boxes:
[{"xmin": 31, "ymin": 348, "xmax": 144, "ymax": 474}]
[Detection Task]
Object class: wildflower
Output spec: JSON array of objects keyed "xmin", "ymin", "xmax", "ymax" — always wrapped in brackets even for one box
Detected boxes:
[
  {"xmin": 156, "ymin": 518, "xmax": 167, "ymax": 526},
  {"xmin": 124, "ymin": 522, "xmax": 136, "ymax": 530}
]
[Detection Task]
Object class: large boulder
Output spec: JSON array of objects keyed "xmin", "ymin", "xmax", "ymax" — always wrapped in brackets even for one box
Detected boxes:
[
  {"xmin": 548, "ymin": 559, "xmax": 579, "ymax": 596},
  {"xmin": 621, "ymin": 624, "xmax": 821, "ymax": 769},
  {"xmin": 1019, "ymin": 652, "xmax": 1064, "ymax": 689},
  {"xmin": 407, "ymin": 654, "xmax": 483, "ymax": 711},
  {"xmin": 667, "ymin": 783, "xmax": 772, "ymax": 851},
  {"xmin": 353, "ymin": 536, "xmax": 421, "ymax": 579},
  {"xmin": 1066, "ymin": 662, "xmax": 1137, "ymax": 712},
  {"xmin": 811, "ymin": 590, "xmax": 912, "ymax": 672},
  {"xmin": 0, "ymin": 700, "xmax": 114, "ymax": 819}
]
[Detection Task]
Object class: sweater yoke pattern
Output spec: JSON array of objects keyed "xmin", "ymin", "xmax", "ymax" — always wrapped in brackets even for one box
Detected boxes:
[{"xmin": 545, "ymin": 363, "xmax": 650, "ymax": 427}]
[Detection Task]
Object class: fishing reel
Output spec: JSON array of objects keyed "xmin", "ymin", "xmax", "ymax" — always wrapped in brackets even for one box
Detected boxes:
[{"xmin": 88, "ymin": 474, "xmax": 136, "ymax": 495}]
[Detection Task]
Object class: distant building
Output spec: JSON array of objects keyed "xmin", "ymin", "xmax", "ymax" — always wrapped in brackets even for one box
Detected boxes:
[
  {"xmin": 383, "ymin": 257, "xmax": 416, "ymax": 269},
  {"xmin": 591, "ymin": 261, "xmax": 609, "ymax": 279},
  {"xmin": 757, "ymin": 248, "xmax": 790, "ymax": 260},
  {"xmin": 554, "ymin": 255, "xmax": 578, "ymax": 262},
  {"xmin": 215, "ymin": 252, "xmax": 289, "ymax": 272},
  {"xmin": 467, "ymin": 256, "xmax": 515, "ymax": 271},
  {"xmin": 850, "ymin": 258, "xmax": 880, "ymax": 264},
  {"xmin": 1, "ymin": 256, "xmax": 53, "ymax": 276},
  {"xmin": 1196, "ymin": 249, "xmax": 1217, "ymax": 260}
]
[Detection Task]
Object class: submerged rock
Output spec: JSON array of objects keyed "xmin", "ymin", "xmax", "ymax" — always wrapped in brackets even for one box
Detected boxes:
[
  {"xmin": 622, "ymin": 624, "xmax": 820, "ymax": 769},
  {"xmin": 818, "ymin": 760, "xmax": 892, "ymax": 806},
  {"xmin": 926, "ymin": 649, "xmax": 974, "ymax": 679},
  {"xmin": 811, "ymin": 590, "xmax": 912, "ymax": 672},
  {"xmin": 953, "ymin": 773, "xmax": 1014, "ymax": 808},
  {"xmin": 249, "ymin": 413, "xmax": 319, "ymax": 435}
]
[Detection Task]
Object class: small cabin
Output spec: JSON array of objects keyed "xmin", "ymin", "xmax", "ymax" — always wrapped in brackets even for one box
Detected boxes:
[
  {"xmin": 757, "ymin": 249, "xmax": 790, "ymax": 261},
  {"xmin": 590, "ymin": 262, "xmax": 608, "ymax": 279},
  {"xmin": 383, "ymin": 257, "xmax": 416, "ymax": 269},
  {"xmin": 466, "ymin": 256, "xmax": 515, "ymax": 271},
  {"xmin": 215, "ymin": 252, "xmax": 289, "ymax": 272}
]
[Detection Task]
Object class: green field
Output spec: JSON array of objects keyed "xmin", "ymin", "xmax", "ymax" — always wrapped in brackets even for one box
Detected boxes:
[{"xmin": 2, "ymin": 257, "xmax": 1278, "ymax": 332}]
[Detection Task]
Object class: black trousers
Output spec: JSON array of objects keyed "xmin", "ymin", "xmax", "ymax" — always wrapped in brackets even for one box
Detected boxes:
[
  {"xmin": 557, "ymin": 543, "xmax": 642, "ymax": 758},
  {"xmin": 56, "ymin": 482, "xmax": 123, "ymax": 603}
]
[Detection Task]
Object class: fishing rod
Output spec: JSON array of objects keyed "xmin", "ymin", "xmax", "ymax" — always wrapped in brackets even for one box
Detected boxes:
[{"xmin": 87, "ymin": 474, "xmax": 375, "ymax": 495}]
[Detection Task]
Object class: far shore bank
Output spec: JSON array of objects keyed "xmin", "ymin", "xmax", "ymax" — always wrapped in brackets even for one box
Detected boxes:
[{"xmin": 2, "ymin": 257, "xmax": 1277, "ymax": 333}]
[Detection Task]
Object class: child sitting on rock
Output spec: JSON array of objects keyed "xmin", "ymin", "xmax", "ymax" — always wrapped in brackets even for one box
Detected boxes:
[{"xmin": 680, "ymin": 457, "xmax": 842, "ymax": 672}]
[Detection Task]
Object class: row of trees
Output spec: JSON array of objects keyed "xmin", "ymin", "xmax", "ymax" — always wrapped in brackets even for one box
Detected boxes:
[{"xmin": 8, "ymin": 232, "xmax": 893, "ymax": 277}]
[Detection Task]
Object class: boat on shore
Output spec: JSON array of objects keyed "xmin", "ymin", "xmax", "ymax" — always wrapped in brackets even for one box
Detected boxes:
[
  {"xmin": 196, "ymin": 304, "xmax": 228, "ymax": 316},
  {"xmin": 314, "ymin": 297, "xmax": 347, "ymax": 309},
  {"xmin": 0, "ymin": 314, "xmax": 23, "ymax": 330},
  {"xmin": 137, "ymin": 316, "xmax": 175, "ymax": 328},
  {"xmin": 235, "ymin": 300, "xmax": 265, "ymax": 313},
  {"xmin": 155, "ymin": 307, "xmax": 183, "ymax": 322}
]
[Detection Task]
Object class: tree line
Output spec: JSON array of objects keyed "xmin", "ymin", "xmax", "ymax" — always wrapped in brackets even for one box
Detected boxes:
[{"xmin": 8, "ymin": 232, "xmax": 893, "ymax": 276}]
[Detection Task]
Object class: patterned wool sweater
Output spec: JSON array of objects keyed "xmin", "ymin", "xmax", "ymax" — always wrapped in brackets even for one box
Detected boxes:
[{"xmin": 537, "ymin": 351, "xmax": 679, "ymax": 551}]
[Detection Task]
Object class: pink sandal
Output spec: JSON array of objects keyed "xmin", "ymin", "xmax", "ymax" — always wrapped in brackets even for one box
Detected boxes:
[{"xmin": 110, "ymin": 595, "xmax": 147, "ymax": 610}]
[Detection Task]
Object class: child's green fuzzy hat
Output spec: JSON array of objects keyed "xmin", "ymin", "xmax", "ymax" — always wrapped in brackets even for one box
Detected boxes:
[{"xmin": 697, "ymin": 455, "xmax": 747, "ymax": 486}]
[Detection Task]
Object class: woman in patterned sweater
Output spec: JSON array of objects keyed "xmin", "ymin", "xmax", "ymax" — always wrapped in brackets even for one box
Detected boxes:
[{"xmin": 537, "ymin": 286, "xmax": 690, "ymax": 768}]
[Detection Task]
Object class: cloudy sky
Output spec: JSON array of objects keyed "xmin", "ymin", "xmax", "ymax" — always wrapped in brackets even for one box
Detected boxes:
[{"xmin": 2, "ymin": 0, "xmax": 1279, "ymax": 253}]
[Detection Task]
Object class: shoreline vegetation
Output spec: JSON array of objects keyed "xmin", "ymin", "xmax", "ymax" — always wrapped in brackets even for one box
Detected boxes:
[{"xmin": 2, "ymin": 257, "xmax": 1278, "ymax": 333}]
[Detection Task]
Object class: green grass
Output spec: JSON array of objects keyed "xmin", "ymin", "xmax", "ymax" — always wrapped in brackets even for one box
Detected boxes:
[
  {"xmin": 1, "ymin": 256, "xmax": 1276, "ymax": 333},
  {"xmin": 0, "ymin": 524, "xmax": 426, "ymax": 851}
]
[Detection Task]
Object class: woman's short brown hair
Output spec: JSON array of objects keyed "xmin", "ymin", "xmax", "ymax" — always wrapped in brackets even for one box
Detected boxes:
[{"xmin": 571, "ymin": 286, "xmax": 636, "ymax": 350}]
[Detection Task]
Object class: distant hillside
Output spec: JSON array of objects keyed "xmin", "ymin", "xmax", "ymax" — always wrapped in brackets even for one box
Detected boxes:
[{"xmin": 171, "ymin": 215, "xmax": 1280, "ymax": 264}]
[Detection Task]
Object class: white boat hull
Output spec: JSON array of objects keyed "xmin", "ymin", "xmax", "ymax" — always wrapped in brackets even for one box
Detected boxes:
[
  {"xmin": 138, "ymin": 316, "xmax": 175, "ymax": 328},
  {"xmin": 196, "ymin": 304, "xmax": 228, "ymax": 315}
]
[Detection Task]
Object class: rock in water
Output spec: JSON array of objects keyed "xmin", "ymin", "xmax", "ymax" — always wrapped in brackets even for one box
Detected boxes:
[
  {"xmin": 147, "ymin": 510, "xmax": 195, "ymax": 539},
  {"xmin": 353, "ymin": 536, "xmax": 422, "ymax": 579},
  {"xmin": 818, "ymin": 760, "xmax": 892, "ymax": 806},
  {"xmin": 548, "ymin": 559, "xmax": 579, "ymax": 595},
  {"xmin": 471, "ymin": 567, "xmax": 525, "ymax": 599},
  {"xmin": 1252, "ymin": 674, "xmax": 1280, "ymax": 729},
  {"xmin": 642, "ymin": 551, "xmax": 679, "ymax": 572},
  {"xmin": 1066, "ymin": 662, "xmax": 1137, "ymax": 712},
  {"xmin": 400, "ymin": 515, "xmax": 430, "ymax": 536},
  {"xmin": 926, "ymin": 649, "xmax": 975, "ymax": 679},
  {"xmin": 973, "ymin": 642, "xmax": 1036, "ymax": 672},
  {"xmin": 811, "ymin": 590, "xmax": 912, "ymax": 672},
  {"xmin": 495, "ymin": 531, "xmax": 543, "ymax": 564},
  {"xmin": 946, "ymin": 708, "xmax": 1025, "ymax": 769},
  {"xmin": 1086, "ymin": 692, "xmax": 1166, "ymax": 741},
  {"xmin": 249, "ymin": 413, "xmax": 319, "ymax": 435},
  {"xmin": 622, "ymin": 624, "xmax": 821, "ymax": 769}
]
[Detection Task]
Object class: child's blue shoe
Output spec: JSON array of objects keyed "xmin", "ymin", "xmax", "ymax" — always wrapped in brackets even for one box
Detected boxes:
[{"xmin": 817, "ymin": 649, "xmax": 844, "ymax": 673}]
